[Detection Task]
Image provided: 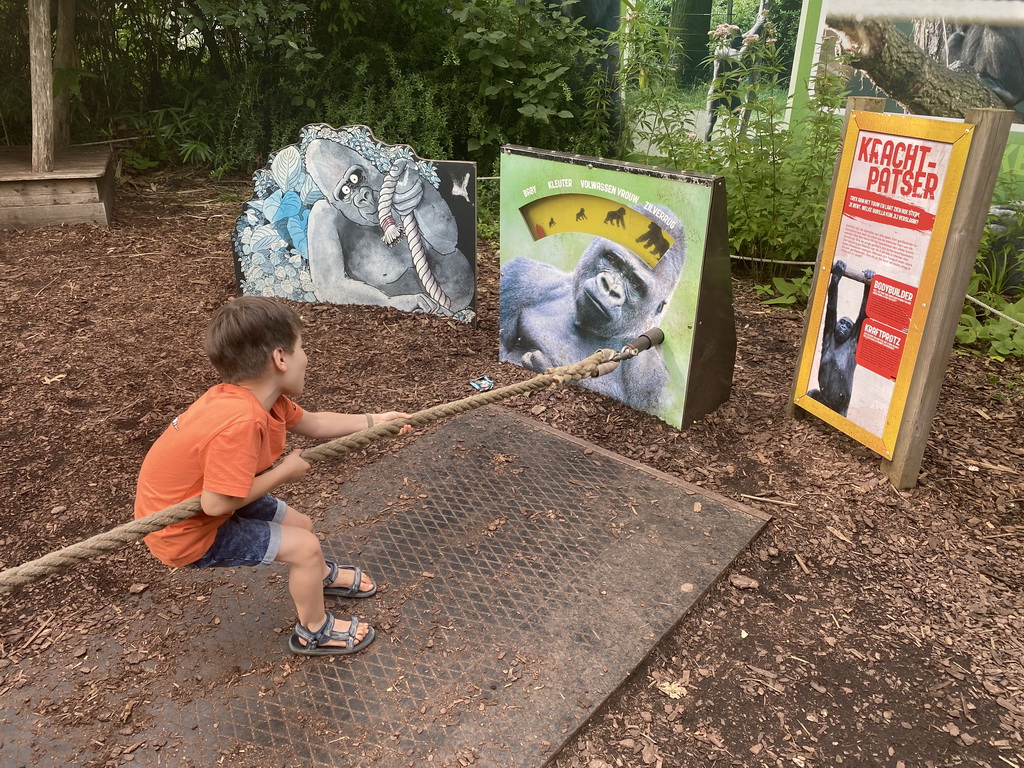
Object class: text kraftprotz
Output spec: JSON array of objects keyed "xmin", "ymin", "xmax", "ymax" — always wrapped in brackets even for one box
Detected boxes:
[
  {"xmin": 858, "ymin": 137, "xmax": 940, "ymax": 200},
  {"xmin": 856, "ymin": 319, "xmax": 907, "ymax": 381}
]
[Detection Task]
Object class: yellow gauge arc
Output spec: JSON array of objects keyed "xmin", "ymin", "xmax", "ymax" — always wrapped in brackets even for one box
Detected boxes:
[{"xmin": 519, "ymin": 193, "xmax": 674, "ymax": 269}]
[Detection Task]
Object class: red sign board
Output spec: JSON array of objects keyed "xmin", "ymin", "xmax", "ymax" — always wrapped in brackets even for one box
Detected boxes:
[
  {"xmin": 857, "ymin": 319, "xmax": 907, "ymax": 381},
  {"xmin": 865, "ymin": 275, "xmax": 917, "ymax": 330}
]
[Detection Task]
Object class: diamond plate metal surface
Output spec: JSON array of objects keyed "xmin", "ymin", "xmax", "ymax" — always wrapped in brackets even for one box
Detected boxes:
[{"xmin": 0, "ymin": 406, "xmax": 767, "ymax": 767}]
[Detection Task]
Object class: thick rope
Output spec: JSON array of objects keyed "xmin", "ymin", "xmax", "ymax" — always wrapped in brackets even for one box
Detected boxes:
[
  {"xmin": 0, "ymin": 350, "xmax": 617, "ymax": 595},
  {"xmin": 376, "ymin": 162, "xmax": 452, "ymax": 311},
  {"xmin": 964, "ymin": 293, "xmax": 1024, "ymax": 330}
]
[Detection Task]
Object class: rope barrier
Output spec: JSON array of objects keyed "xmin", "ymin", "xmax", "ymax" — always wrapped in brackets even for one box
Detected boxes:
[
  {"xmin": 0, "ymin": 348, "xmax": 629, "ymax": 595},
  {"xmin": 964, "ymin": 293, "xmax": 1024, "ymax": 330}
]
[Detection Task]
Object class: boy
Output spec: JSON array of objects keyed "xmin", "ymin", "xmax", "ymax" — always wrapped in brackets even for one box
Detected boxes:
[{"xmin": 135, "ymin": 296, "xmax": 411, "ymax": 656}]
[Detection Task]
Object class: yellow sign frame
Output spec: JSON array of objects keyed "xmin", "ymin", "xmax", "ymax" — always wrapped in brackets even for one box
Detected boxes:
[{"xmin": 793, "ymin": 111, "xmax": 975, "ymax": 457}]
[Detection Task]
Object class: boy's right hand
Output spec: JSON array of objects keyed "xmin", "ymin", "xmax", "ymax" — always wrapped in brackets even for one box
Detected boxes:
[
  {"xmin": 376, "ymin": 411, "xmax": 415, "ymax": 436},
  {"xmin": 279, "ymin": 449, "xmax": 311, "ymax": 482}
]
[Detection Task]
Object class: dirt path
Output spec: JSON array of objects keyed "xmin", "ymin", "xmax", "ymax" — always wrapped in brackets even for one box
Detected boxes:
[{"xmin": 1, "ymin": 170, "xmax": 1021, "ymax": 767}]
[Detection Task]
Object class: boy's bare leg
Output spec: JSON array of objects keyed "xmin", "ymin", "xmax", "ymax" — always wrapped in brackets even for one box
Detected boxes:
[
  {"xmin": 280, "ymin": 506, "xmax": 375, "ymax": 593},
  {"xmin": 275, "ymin": 525, "xmax": 371, "ymax": 647}
]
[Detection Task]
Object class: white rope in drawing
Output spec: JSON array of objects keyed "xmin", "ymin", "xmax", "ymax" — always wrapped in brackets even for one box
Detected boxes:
[
  {"xmin": 825, "ymin": 0, "xmax": 1024, "ymax": 26},
  {"xmin": 402, "ymin": 209, "xmax": 452, "ymax": 311},
  {"xmin": 377, "ymin": 166, "xmax": 403, "ymax": 246},
  {"xmin": 376, "ymin": 163, "xmax": 452, "ymax": 311}
]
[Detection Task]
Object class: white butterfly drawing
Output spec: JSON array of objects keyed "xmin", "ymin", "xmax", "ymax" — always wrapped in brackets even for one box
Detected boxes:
[{"xmin": 451, "ymin": 172, "xmax": 471, "ymax": 202}]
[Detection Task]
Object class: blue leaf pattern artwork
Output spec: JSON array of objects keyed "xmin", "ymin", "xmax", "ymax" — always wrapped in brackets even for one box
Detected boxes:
[
  {"xmin": 271, "ymin": 146, "xmax": 303, "ymax": 191},
  {"xmin": 263, "ymin": 190, "xmax": 303, "ymax": 224},
  {"xmin": 287, "ymin": 208, "xmax": 309, "ymax": 255}
]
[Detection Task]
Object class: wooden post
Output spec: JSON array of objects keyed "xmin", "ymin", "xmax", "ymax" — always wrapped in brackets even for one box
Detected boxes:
[
  {"xmin": 28, "ymin": 0, "xmax": 54, "ymax": 173},
  {"xmin": 881, "ymin": 108, "xmax": 1014, "ymax": 489},
  {"xmin": 54, "ymin": 0, "xmax": 77, "ymax": 151},
  {"xmin": 787, "ymin": 96, "xmax": 885, "ymax": 417}
]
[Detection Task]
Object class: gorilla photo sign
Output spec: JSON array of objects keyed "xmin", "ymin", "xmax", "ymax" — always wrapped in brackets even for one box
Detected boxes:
[
  {"xmin": 233, "ymin": 124, "xmax": 477, "ymax": 323},
  {"xmin": 499, "ymin": 146, "xmax": 735, "ymax": 429},
  {"xmin": 793, "ymin": 110, "xmax": 977, "ymax": 459}
]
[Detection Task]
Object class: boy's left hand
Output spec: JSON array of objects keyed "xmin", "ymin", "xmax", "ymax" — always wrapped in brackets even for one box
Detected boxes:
[{"xmin": 376, "ymin": 411, "xmax": 414, "ymax": 435}]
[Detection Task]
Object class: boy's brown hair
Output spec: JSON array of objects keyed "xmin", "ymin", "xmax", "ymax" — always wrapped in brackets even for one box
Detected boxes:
[{"xmin": 205, "ymin": 297, "xmax": 303, "ymax": 383}]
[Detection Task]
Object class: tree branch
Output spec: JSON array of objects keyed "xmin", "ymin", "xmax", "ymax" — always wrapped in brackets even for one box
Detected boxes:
[{"xmin": 826, "ymin": 16, "xmax": 1015, "ymax": 121}]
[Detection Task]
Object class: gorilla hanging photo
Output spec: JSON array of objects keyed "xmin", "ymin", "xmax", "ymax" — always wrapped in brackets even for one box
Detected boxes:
[
  {"xmin": 232, "ymin": 124, "xmax": 477, "ymax": 323},
  {"xmin": 499, "ymin": 146, "xmax": 735, "ymax": 429}
]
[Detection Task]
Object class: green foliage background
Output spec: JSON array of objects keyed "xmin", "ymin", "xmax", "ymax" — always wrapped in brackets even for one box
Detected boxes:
[
  {"xmin": 1, "ymin": 0, "xmax": 1019, "ymax": 356},
  {"xmin": 0, "ymin": 0, "xmax": 617, "ymax": 173}
]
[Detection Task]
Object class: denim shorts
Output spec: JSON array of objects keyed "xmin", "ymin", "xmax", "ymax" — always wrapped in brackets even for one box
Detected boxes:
[{"xmin": 186, "ymin": 494, "xmax": 287, "ymax": 569}]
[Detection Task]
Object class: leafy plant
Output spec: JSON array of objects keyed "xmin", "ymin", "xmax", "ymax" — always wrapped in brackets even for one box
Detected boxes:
[
  {"xmin": 955, "ymin": 201, "xmax": 1024, "ymax": 359},
  {"xmin": 319, "ymin": 48, "xmax": 460, "ymax": 163},
  {"xmin": 122, "ymin": 102, "xmax": 218, "ymax": 168},
  {"xmin": 610, "ymin": 9, "xmax": 1022, "ymax": 356},
  {"xmin": 611, "ymin": 0, "xmax": 690, "ymax": 162},
  {"xmin": 956, "ymin": 295, "xmax": 1024, "ymax": 360},
  {"xmin": 984, "ymin": 371, "xmax": 1024, "ymax": 403},
  {"xmin": 753, "ymin": 268, "xmax": 814, "ymax": 307},
  {"xmin": 451, "ymin": 0, "xmax": 610, "ymax": 165},
  {"xmin": 121, "ymin": 149, "xmax": 160, "ymax": 171},
  {"xmin": 476, "ymin": 178, "xmax": 502, "ymax": 242},
  {"xmin": 182, "ymin": 1, "xmax": 324, "ymax": 75},
  {"xmin": 975, "ymin": 202, "xmax": 1024, "ymax": 299}
]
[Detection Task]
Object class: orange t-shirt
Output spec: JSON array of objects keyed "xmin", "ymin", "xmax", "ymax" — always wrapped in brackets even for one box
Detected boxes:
[{"xmin": 134, "ymin": 384, "xmax": 304, "ymax": 567}]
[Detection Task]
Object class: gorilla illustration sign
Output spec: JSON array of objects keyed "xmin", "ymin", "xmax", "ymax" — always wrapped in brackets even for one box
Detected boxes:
[
  {"xmin": 499, "ymin": 146, "xmax": 735, "ymax": 429},
  {"xmin": 793, "ymin": 111, "xmax": 974, "ymax": 457},
  {"xmin": 233, "ymin": 124, "xmax": 477, "ymax": 323}
]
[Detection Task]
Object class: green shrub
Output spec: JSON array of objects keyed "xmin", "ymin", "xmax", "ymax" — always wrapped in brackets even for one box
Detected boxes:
[{"xmin": 957, "ymin": 297, "xmax": 1024, "ymax": 360}]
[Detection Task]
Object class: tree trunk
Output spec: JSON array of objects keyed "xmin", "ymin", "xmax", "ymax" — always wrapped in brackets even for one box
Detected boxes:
[
  {"xmin": 672, "ymin": 0, "xmax": 714, "ymax": 87},
  {"xmin": 827, "ymin": 17, "xmax": 1011, "ymax": 120},
  {"xmin": 185, "ymin": 1, "xmax": 229, "ymax": 81},
  {"xmin": 28, "ymin": 0, "xmax": 53, "ymax": 173},
  {"xmin": 914, "ymin": 19, "xmax": 954, "ymax": 66},
  {"xmin": 54, "ymin": 0, "xmax": 77, "ymax": 151}
]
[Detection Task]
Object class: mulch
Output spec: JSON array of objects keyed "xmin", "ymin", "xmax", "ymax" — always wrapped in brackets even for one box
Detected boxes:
[{"xmin": 1, "ymin": 168, "xmax": 1021, "ymax": 768}]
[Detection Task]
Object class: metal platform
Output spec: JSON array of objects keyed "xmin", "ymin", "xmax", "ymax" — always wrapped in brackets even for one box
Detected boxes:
[{"xmin": 0, "ymin": 406, "xmax": 768, "ymax": 767}]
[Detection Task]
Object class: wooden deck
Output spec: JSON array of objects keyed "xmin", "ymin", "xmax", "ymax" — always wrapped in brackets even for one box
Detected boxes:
[{"xmin": 0, "ymin": 145, "xmax": 115, "ymax": 229}]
